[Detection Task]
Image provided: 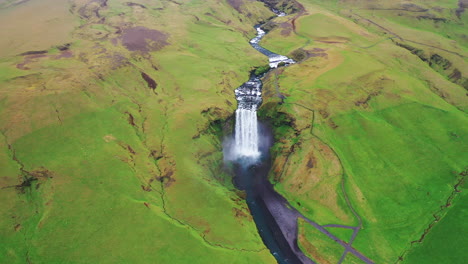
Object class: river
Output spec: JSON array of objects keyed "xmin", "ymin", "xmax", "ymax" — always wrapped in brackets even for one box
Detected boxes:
[{"xmin": 224, "ymin": 10, "xmax": 375, "ymax": 264}]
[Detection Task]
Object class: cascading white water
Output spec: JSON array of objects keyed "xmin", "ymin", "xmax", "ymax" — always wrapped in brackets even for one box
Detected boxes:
[
  {"xmin": 230, "ymin": 22, "xmax": 295, "ymax": 160},
  {"xmin": 233, "ymin": 78, "xmax": 262, "ymax": 158},
  {"xmin": 235, "ymin": 108, "xmax": 260, "ymax": 157}
]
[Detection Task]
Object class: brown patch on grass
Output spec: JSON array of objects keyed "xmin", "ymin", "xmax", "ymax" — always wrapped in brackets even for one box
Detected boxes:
[
  {"xmin": 124, "ymin": 2, "xmax": 147, "ymax": 9},
  {"xmin": 76, "ymin": 0, "xmax": 108, "ymax": 20},
  {"xmin": 126, "ymin": 112, "xmax": 136, "ymax": 127},
  {"xmin": 315, "ymin": 36, "xmax": 349, "ymax": 44},
  {"xmin": 16, "ymin": 53, "xmax": 48, "ymax": 70},
  {"xmin": 127, "ymin": 145, "xmax": 136, "ymax": 155},
  {"xmin": 227, "ymin": 0, "xmax": 244, "ymax": 13},
  {"xmin": 354, "ymin": 88, "xmax": 383, "ymax": 108},
  {"xmin": 290, "ymin": 48, "xmax": 327, "ymax": 62},
  {"xmin": 167, "ymin": 0, "xmax": 181, "ymax": 5},
  {"xmin": 310, "ymin": 52, "xmax": 327, "ymax": 57},
  {"xmin": 327, "ymin": 119, "xmax": 339, "ymax": 129},
  {"xmin": 120, "ymin": 26, "xmax": 168, "ymax": 52},
  {"xmin": 16, "ymin": 167, "xmax": 53, "ymax": 193},
  {"xmin": 279, "ymin": 136, "xmax": 354, "ymax": 223},
  {"xmin": 283, "ymin": 49, "xmax": 343, "ymax": 88},
  {"xmin": 141, "ymin": 185, "xmax": 151, "ymax": 192},
  {"xmin": 279, "ymin": 22, "xmax": 293, "ymax": 36},
  {"xmin": 298, "ymin": 233, "xmax": 331, "ymax": 264},
  {"xmin": 456, "ymin": 0, "xmax": 468, "ymax": 18},
  {"xmin": 149, "ymin": 150, "xmax": 163, "ymax": 161},
  {"xmin": 15, "ymin": 48, "xmax": 73, "ymax": 71},
  {"xmin": 204, "ymin": 12, "xmax": 232, "ymax": 25},
  {"xmin": 158, "ymin": 170, "xmax": 176, "ymax": 187},
  {"xmin": 232, "ymin": 208, "xmax": 250, "ymax": 219},
  {"xmin": 54, "ymin": 50, "xmax": 74, "ymax": 59},
  {"xmin": 353, "ymin": 75, "xmax": 391, "ymax": 108},
  {"xmin": 103, "ymin": 134, "xmax": 116, "ymax": 142}
]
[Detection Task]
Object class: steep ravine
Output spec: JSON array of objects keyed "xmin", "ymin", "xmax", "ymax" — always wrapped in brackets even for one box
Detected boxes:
[{"xmin": 224, "ymin": 7, "xmax": 374, "ymax": 264}]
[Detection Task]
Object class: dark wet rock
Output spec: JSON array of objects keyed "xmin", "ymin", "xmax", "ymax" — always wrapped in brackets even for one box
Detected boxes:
[
  {"xmin": 449, "ymin": 69, "xmax": 468, "ymax": 90},
  {"xmin": 429, "ymin": 54, "xmax": 452, "ymax": 70},
  {"xmin": 149, "ymin": 150, "xmax": 164, "ymax": 161},
  {"xmin": 396, "ymin": 42, "xmax": 428, "ymax": 61},
  {"xmin": 167, "ymin": 0, "xmax": 181, "ymax": 5},
  {"xmin": 16, "ymin": 167, "xmax": 53, "ymax": 193},
  {"xmin": 456, "ymin": 0, "xmax": 468, "ymax": 18},
  {"xmin": 416, "ymin": 15, "xmax": 447, "ymax": 23},
  {"xmin": 125, "ymin": 112, "xmax": 136, "ymax": 127},
  {"xmin": 19, "ymin": 50, "xmax": 47, "ymax": 56},
  {"xmin": 56, "ymin": 43, "xmax": 72, "ymax": 51},
  {"xmin": 127, "ymin": 145, "xmax": 136, "ymax": 155},
  {"xmin": 261, "ymin": 21, "xmax": 278, "ymax": 33},
  {"xmin": 395, "ymin": 42, "xmax": 468, "ymax": 89},
  {"xmin": 158, "ymin": 170, "xmax": 175, "ymax": 187},
  {"xmin": 400, "ymin": 3, "xmax": 429, "ymax": 12},
  {"xmin": 258, "ymin": 0, "xmax": 304, "ymax": 14},
  {"xmin": 124, "ymin": 2, "xmax": 147, "ymax": 9},
  {"xmin": 141, "ymin": 72, "xmax": 157, "ymax": 91}
]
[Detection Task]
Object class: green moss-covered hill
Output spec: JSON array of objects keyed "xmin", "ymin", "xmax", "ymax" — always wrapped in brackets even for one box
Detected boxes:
[
  {"xmin": 0, "ymin": 0, "xmax": 278, "ymax": 263},
  {"xmin": 259, "ymin": 0, "xmax": 467, "ymax": 263},
  {"xmin": 0, "ymin": 0, "xmax": 467, "ymax": 263}
]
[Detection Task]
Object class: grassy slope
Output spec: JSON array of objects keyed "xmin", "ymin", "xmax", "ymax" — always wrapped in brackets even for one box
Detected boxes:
[
  {"xmin": 403, "ymin": 181, "xmax": 467, "ymax": 264},
  {"xmin": 342, "ymin": 252, "xmax": 365, "ymax": 264},
  {"xmin": 259, "ymin": 0, "xmax": 467, "ymax": 262},
  {"xmin": 297, "ymin": 218, "xmax": 344, "ymax": 264},
  {"xmin": 0, "ymin": 0, "xmax": 277, "ymax": 263}
]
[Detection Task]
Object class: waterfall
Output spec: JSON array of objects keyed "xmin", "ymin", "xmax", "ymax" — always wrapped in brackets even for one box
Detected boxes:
[
  {"xmin": 235, "ymin": 108, "xmax": 260, "ymax": 157},
  {"xmin": 230, "ymin": 22, "xmax": 295, "ymax": 160},
  {"xmin": 233, "ymin": 78, "xmax": 262, "ymax": 159}
]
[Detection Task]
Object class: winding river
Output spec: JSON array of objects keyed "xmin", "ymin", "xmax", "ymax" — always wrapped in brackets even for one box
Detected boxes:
[{"xmin": 225, "ymin": 10, "xmax": 375, "ymax": 264}]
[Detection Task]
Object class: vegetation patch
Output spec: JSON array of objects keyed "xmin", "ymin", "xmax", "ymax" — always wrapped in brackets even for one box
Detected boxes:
[{"xmin": 254, "ymin": 64, "xmax": 271, "ymax": 76}]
